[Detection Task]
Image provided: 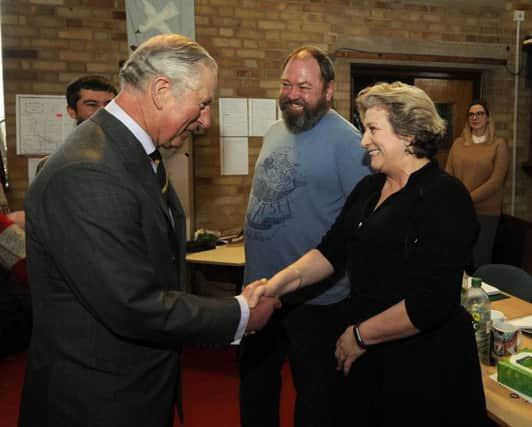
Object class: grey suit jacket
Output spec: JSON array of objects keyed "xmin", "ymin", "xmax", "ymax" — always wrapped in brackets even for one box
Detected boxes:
[{"xmin": 19, "ymin": 109, "xmax": 241, "ymax": 427}]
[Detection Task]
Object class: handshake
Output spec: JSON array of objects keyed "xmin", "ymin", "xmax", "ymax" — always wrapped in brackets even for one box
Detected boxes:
[{"xmin": 240, "ymin": 278, "xmax": 281, "ymax": 333}]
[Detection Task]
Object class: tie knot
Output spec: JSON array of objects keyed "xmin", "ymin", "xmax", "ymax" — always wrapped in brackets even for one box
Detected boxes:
[
  {"xmin": 148, "ymin": 149, "xmax": 168, "ymax": 197},
  {"xmin": 149, "ymin": 149, "xmax": 162, "ymax": 162}
]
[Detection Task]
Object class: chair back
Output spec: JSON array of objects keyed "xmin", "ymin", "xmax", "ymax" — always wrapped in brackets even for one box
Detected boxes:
[{"xmin": 474, "ymin": 264, "xmax": 532, "ymax": 302}]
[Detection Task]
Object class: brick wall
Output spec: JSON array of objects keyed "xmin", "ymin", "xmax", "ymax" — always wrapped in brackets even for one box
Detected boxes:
[
  {"xmin": 194, "ymin": 0, "xmax": 532, "ymax": 231},
  {"xmin": 2, "ymin": 0, "xmax": 531, "ymax": 232},
  {"xmin": 0, "ymin": 0, "xmax": 128, "ymax": 209}
]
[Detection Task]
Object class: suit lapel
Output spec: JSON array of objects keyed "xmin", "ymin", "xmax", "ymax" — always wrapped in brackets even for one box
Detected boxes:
[
  {"xmin": 90, "ymin": 110, "xmax": 176, "ymax": 230},
  {"xmin": 91, "ymin": 110, "xmax": 188, "ymax": 290}
]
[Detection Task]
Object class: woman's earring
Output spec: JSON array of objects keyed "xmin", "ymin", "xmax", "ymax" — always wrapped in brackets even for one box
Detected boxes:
[{"xmin": 404, "ymin": 142, "xmax": 414, "ymax": 155}]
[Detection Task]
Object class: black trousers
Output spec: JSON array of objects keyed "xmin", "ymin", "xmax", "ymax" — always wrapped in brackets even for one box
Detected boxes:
[
  {"xmin": 473, "ymin": 215, "xmax": 500, "ymax": 269},
  {"xmin": 239, "ymin": 299, "xmax": 348, "ymax": 427}
]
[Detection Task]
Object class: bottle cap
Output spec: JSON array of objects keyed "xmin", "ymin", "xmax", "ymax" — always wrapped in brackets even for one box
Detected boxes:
[{"xmin": 471, "ymin": 277, "xmax": 482, "ymax": 288}]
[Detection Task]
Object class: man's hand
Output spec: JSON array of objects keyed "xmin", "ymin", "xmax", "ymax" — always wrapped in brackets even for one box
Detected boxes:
[{"xmin": 245, "ymin": 296, "xmax": 281, "ymax": 333}]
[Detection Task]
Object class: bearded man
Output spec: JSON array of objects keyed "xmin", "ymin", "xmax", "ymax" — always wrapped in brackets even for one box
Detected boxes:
[{"xmin": 239, "ymin": 46, "xmax": 369, "ymax": 427}]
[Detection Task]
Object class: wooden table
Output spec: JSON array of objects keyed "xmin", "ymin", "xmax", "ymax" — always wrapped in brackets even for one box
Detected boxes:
[
  {"xmin": 185, "ymin": 243, "xmax": 245, "ymax": 295},
  {"xmin": 185, "ymin": 243, "xmax": 245, "ymax": 267},
  {"xmin": 483, "ymin": 295, "xmax": 532, "ymax": 427}
]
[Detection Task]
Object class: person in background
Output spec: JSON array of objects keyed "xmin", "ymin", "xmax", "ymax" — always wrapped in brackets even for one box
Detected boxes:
[
  {"xmin": 248, "ymin": 82, "xmax": 487, "ymax": 426},
  {"xmin": 0, "ymin": 210, "xmax": 30, "ymax": 358},
  {"xmin": 65, "ymin": 74, "xmax": 117, "ymax": 125},
  {"xmin": 35, "ymin": 75, "xmax": 118, "ymax": 177},
  {"xmin": 0, "ymin": 75, "xmax": 117, "ymax": 346},
  {"xmin": 18, "ymin": 34, "xmax": 279, "ymax": 427},
  {"xmin": 240, "ymin": 46, "xmax": 368, "ymax": 427},
  {"xmin": 0, "ymin": 178, "xmax": 30, "ymax": 360},
  {"xmin": 446, "ymin": 99, "xmax": 509, "ymax": 269}
]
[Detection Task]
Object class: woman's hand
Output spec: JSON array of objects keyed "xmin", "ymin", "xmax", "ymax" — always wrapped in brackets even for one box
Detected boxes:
[
  {"xmin": 335, "ymin": 325, "xmax": 366, "ymax": 376},
  {"xmin": 241, "ymin": 279, "xmax": 269, "ymax": 308}
]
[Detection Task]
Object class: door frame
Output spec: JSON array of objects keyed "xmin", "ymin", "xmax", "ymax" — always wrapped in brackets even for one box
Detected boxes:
[
  {"xmin": 350, "ymin": 64, "xmax": 483, "ymax": 168},
  {"xmin": 350, "ymin": 64, "xmax": 482, "ymax": 126}
]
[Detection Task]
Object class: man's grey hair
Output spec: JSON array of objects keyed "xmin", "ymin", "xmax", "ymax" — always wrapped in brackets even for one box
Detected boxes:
[{"xmin": 120, "ymin": 34, "xmax": 218, "ymax": 96}]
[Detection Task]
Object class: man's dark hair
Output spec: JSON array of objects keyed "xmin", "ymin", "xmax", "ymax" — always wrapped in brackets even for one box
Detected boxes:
[
  {"xmin": 282, "ymin": 46, "xmax": 335, "ymax": 85},
  {"xmin": 65, "ymin": 75, "xmax": 118, "ymax": 110}
]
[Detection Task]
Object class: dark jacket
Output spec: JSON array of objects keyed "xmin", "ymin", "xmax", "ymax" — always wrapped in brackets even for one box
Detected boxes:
[{"xmin": 19, "ymin": 109, "xmax": 241, "ymax": 427}]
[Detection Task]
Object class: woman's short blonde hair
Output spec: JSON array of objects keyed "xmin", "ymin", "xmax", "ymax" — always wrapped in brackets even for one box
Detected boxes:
[{"xmin": 356, "ymin": 81, "xmax": 446, "ymax": 159}]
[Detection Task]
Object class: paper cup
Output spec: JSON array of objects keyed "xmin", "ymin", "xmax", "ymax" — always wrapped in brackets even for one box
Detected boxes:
[{"xmin": 492, "ymin": 321, "xmax": 519, "ymax": 357}]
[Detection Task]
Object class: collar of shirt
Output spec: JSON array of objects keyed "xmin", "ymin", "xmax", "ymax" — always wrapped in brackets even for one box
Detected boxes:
[
  {"xmin": 105, "ymin": 99, "xmax": 156, "ymax": 156},
  {"xmin": 472, "ymin": 134, "xmax": 487, "ymax": 144}
]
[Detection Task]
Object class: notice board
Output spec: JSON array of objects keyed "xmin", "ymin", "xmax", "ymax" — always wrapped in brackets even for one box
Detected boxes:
[{"xmin": 16, "ymin": 94, "xmax": 75, "ymax": 155}]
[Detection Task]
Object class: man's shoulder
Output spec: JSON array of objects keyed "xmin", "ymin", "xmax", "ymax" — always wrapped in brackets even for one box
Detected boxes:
[
  {"xmin": 319, "ymin": 110, "xmax": 361, "ymax": 139},
  {"xmin": 261, "ymin": 119, "xmax": 295, "ymax": 152},
  {"xmin": 41, "ymin": 116, "xmax": 121, "ymax": 178},
  {"xmin": 264, "ymin": 118, "xmax": 287, "ymax": 137}
]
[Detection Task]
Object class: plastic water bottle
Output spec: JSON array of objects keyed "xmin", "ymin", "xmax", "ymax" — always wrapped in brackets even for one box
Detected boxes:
[
  {"xmin": 460, "ymin": 271, "xmax": 470, "ymax": 305},
  {"xmin": 463, "ymin": 276, "xmax": 491, "ymax": 365}
]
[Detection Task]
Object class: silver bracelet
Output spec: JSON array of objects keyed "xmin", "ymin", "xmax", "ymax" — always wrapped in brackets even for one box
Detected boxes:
[
  {"xmin": 354, "ymin": 322, "xmax": 369, "ymax": 349},
  {"xmin": 290, "ymin": 267, "xmax": 303, "ymax": 290}
]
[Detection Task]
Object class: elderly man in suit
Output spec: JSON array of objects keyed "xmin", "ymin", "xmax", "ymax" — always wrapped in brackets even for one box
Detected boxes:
[{"xmin": 18, "ymin": 34, "xmax": 278, "ymax": 427}]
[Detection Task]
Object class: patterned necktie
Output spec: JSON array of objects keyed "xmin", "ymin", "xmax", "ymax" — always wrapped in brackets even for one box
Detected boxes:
[{"xmin": 148, "ymin": 149, "xmax": 168, "ymax": 199}]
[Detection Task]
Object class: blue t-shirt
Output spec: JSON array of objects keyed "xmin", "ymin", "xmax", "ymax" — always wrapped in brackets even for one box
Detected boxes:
[{"xmin": 244, "ymin": 110, "xmax": 369, "ymax": 305}]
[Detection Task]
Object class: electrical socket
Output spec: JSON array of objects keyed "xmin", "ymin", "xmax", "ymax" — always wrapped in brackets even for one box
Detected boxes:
[{"xmin": 514, "ymin": 10, "xmax": 525, "ymax": 22}]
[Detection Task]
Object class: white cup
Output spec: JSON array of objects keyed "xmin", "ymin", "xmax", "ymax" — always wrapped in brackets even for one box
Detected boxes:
[
  {"xmin": 491, "ymin": 310, "xmax": 505, "ymax": 324},
  {"xmin": 492, "ymin": 321, "xmax": 519, "ymax": 357}
]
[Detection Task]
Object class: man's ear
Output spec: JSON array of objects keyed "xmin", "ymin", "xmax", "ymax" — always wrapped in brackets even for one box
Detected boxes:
[
  {"xmin": 151, "ymin": 76, "xmax": 171, "ymax": 110},
  {"xmin": 66, "ymin": 105, "xmax": 78, "ymax": 120},
  {"xmin": 325, "ymin": 80, "xmax": 335, "ymax": 102}
]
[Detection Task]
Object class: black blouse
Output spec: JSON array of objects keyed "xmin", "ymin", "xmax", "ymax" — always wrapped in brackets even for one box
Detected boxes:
[{"xmin": 317, "ymin": 161, "xmax": 479, "ymax": 330}]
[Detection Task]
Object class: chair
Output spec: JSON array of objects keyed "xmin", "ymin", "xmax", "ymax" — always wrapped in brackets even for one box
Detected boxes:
[{"xmin": 474, "ymin": 264, "xmax": 532, "ymax": 303}]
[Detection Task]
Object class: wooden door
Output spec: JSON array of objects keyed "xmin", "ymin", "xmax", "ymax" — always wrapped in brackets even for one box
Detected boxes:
[{"xmin": 414, "ymin": 78, "xmax": 474, "ymax": 168}]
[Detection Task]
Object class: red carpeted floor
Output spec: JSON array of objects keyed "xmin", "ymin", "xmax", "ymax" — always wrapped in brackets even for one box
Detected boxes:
[{"xmin": 0, "ymin": 346, "xmax": 295, "ymax": 427}]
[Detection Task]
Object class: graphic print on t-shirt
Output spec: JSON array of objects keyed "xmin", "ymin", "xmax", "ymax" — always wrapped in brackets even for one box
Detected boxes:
[{"xmin": 246, "ymin": 147, "xmax": 304, "ymax": 240}]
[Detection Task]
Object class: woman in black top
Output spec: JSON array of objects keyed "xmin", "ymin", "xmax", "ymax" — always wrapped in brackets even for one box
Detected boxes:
[{"xmin": 246, "ymin": 82, "xmax": 487, "ymax": 425}]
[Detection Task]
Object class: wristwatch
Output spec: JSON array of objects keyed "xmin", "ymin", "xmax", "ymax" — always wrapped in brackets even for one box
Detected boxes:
[{"xmin": 353, "ymin": 322, "xmax": 369, "ymax": 349}]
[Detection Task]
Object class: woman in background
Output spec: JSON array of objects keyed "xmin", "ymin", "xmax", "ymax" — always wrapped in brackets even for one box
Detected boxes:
[
  {"xmin": 446, "ymin": 100, "xmax": 509, "ymax": 269},
  {"xmin": 248, "ymin": 82, "xmax": 487, "ymax": 426}
]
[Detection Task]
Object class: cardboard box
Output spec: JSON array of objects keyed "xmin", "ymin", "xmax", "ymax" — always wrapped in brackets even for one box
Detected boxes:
[{"xmin": 497, "ymin": 348, "xmax": 532, "ymax": 397}]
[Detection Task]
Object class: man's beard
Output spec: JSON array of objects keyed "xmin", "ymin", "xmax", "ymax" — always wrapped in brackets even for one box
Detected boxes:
[{"xmin": 279, "ymin": 94, "xmax": 329, "ymax": 134}]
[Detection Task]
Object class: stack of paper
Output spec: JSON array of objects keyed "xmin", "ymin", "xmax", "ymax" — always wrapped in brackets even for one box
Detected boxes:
[
  {"xmin": 481, "ymin": 282, "xmax": 501, "ymax": 296},
  {"xmin": 508, "ymin": 315, "xmax": 532, "ymax": 334}
]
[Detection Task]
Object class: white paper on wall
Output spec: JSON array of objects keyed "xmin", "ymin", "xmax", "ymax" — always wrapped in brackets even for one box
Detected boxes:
[
  {"xmin": 219, "ymin": 98, "xmax": 248, "ymax": 137},
  {"xmin": 248, "ymin": 98, "xmax": 277, "ymax": 137},
  {"xmin": 220, "ymin": 137, "xmax": 248, "ymax": 175},
  {"xmin": 27, "ymin": 157, "xmax": 46, "ymax": 183},
  {"xmin": 16, "ymin": 94, "xmax": 75, "ymax": 155}
]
